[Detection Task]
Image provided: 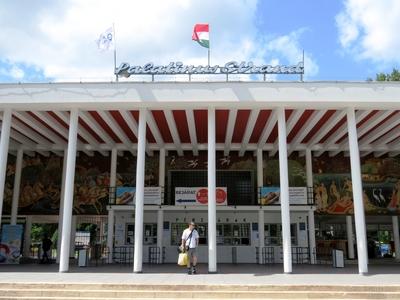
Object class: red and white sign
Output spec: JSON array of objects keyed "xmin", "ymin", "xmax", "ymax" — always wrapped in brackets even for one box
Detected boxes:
[{"xmin": 175, "ymin": 187, "xmax": 227, "ymax": 205}]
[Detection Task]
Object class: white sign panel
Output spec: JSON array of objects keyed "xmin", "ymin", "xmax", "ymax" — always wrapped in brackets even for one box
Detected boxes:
[
  {"xmin": 260, "ymin": 187, "xmax": 307, "ymax": 205},
  {"xmin": 175, "ymin": 187, "xmax": 227, "ymax": 206},
  {"xmin": 289, "ymin": 187, "xmax": 308, "ymax": 205},
  {"xmin": 116, "ymin": 187, "xmax": 161, "ymax": 205}
]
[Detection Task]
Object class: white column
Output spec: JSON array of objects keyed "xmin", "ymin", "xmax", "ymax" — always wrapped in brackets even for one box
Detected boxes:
[
  {"xmin": 10, "ymin": 149, "xmax": 23, "ymax": 225},
  {"xmin": 0, "ymin": 108, "xmax": 12, "ymax": 229},
  {"xmin": 257, "ymin": 148, "xmax": 265, "ymax": 264},
  {"xmin": 70, "ymin": 215, "xmax": 77, "ymax": 256},
  {"xmin": 305, "ymin": 149, "xmax": 313, "ymax": 188},
  {"xmin": 307, "ymin": 211, "xmax": 316, "ymax": 263},
  {"xmin": 157, "ymin": 209, "xmax": 164, "ymax": 264},
  {"xmin": 305, "ymin": 149, "xmax": 316, "ymax": 264},
  {"xmin": 208, "ymin": 107, "xmax": 217, "ymax": 273},
  {"xmin": 107, "ymin": 148, "xmax": 117, "ymax": 263},
  {"xmin": 157, "ymin": 149, "xmax": 165, "ymax": 263},
  {"xmin": 346, "ymin": 215, "xmax": 355, "ymax": 259},
  {"xmin": 159, "ymin": 148, "xmax": 165, "ymax": 205},
  {"xmin": 277, "ymin": 107, "xmax": 292, "ymax": 273},
  {"xmin": 133, "ymin": 108, "xmax": 147, "ymax": 273},
  {"xmin": 57, "ymin": 150, "xmax": 68, "ymax": 263},
  {"xmin": 257, "ymin": 148, "xmax": 263, "ymax": 190},
  {"xmin": 59, "ymin": 108, "xmax": 79, "ymax": 272},
  {"xmin": 392, "ymin": 216, "xmax": 400, "ymax": 262},
  {"xmin": 346, "ymin": 107, "xmax": 368, "ymax": 274},
  {"xmin": 159, "ymin": 148, "xmax": 166, "ymax": 188},
  {"xmin": 258, "ymin": 210, "xmax": 265, "ymax": 264},
  {"xmin": 107, "ymin": 209, "xmax": 115, "ymax": 263},
  {"xmin": 23, "ymin": 216, "xmax": 32, "ymax": 257},
  {"xmin": 110, "ymin": 148, "xmax": 118, "ymax": 191}
]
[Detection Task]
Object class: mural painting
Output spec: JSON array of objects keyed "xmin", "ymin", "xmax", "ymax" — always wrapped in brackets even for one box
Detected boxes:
[
  {"xmin": 2, "ymin": 152, "xmax": 160, "ymax": 215},
  {"xmin": 3, "ymin": 154, "xmax": 112, "ymax": 215},
  {"xmin": 313, "ymin": 155, "xmax": 400, "ymax": 215},
  {"xmin": 166, "ymin": 151, "xmax": 257, "ymax": 172},
  {"xmin": 262, "ymin": 155, "xmax": 306, "ymax": 187}
]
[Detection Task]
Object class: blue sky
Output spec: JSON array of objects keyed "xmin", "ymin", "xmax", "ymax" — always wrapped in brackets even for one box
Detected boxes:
[{"xmin": 0, "ymin": 0, "xmax": 399, "ymax": 82}]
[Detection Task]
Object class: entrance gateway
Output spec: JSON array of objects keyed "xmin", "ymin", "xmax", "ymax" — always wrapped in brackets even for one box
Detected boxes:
[{"xmin": 0, "ymin": 78, "xmax": 400, "ymax": 275}]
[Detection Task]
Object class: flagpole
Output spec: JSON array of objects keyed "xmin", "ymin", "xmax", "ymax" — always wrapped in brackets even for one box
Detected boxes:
[
  {"xmin": 208, "ymin": 24, "xmax": 210, "ymax": 66},
  {"xmin": 113, "ymin": 23, "xmax": 118, "ymax": 82}
]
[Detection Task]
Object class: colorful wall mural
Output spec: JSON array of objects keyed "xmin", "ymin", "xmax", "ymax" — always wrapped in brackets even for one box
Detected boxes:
[
  {"xmin": 2, "ymin": 152, "xmax": 160, "ymax": 216},
  {"xmin": 313, "ymin": 155, "xmax": 400, "ymax": 215},
  {"xmin": 165, "ymin": 151, "xmax": 256, "ymax": 172},
  {"xmin": 2, "ymin": 151, "xmax": 400, "ymax": 216},
  {"xmin": 262, "ymin": 155, "xmax": 306, "ymax": 187}
]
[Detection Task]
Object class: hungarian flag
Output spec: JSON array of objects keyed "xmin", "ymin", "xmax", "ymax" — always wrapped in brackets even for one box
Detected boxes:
[{"xmin": 192, "ymin": 24, "xmax": 209, "ymax": 49}]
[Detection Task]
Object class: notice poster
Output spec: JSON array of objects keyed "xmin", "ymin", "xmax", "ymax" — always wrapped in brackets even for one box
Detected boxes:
[
  {"xmin": 115, "ymin": 187, "xmax": 161, "ymax": 205},
  {"xmin": 260, "ymin": 187, "xmax": 307, "ymax": 205},
  {"xmin": 0, "ymin": 224, "xmax": 23, "ymax": 264},
  {"xmin": 175, "ymin": 187, "xmax": 227, "ymax": 205}
]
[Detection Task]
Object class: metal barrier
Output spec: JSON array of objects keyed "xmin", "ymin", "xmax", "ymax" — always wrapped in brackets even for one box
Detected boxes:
[
  {"xmin": 113, "ymin": 246, "xmax": 134, "ymax": 265},
  {"xmin": 291, "ymin": 247, "xmax": 310, "ymax": 264},
  {"xmin": 262, "ymin": 247, "xmax": 275, "ymax": 264},
  {"xmin": 148, "ymin": 246, "xmax": 164, "ymax": 264},
  {"xmin": 256, "ymin": 247, "xmax": 275, "ymax": 264}
]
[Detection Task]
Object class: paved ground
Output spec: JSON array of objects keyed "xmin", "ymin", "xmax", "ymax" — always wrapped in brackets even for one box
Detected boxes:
[{"xmin": 0, "ymin": 263, "xmax": 400, "ymax": 286}]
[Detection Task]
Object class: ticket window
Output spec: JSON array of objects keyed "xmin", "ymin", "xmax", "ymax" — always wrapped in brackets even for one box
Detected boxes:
[
  {"xmin": 125, "ymin": 223, "xmax": 157, "ymax": 245},
  {"xmin": 264, "ymin": 223, "xmax": 298, "ymax": 246},
  {"xmin": 217, "ymin": 223, "xmax": 251, "ymax": 245}
]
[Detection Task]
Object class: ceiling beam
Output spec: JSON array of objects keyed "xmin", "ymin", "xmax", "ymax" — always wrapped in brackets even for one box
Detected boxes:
[
  {"xmin": 239, "ymin": 109, "xmax": 260, "ymax": 156},
  {"xmin": 224, "ymin": 108, "xmax": 237, "ymax": 156},
  {"xmin": 314, "ymin": 110, "xmax": 371, "ymax": 157},
  {"xmin": 307, "ymin": 110, "xmax": 346, "ymax": 146},
  {"xmin": 185, "ymin": 109, "xmax": 198, "ymax": 156},
  {"xmin": 288, "ymin": 110, "xmax": 327, "ymax": 156},
  {"xmin": 0, "ymin": 114, "xmax": 52, "ymax": 147},
  {"xmin": 257, "ymin": 110, "xmax": 277, "ymax": 149},
  {"xmin": 374, "ymin": 151, "xmax": 388, "ymax": 158},
  {"xmin": 97, "ymin": 110, "xmax": 138, "ymax": 156},
  {"xmin": 164, "ymin": 110, "xmax": 183, "ymax": 156},
  {"xmin": 337, "ymin": 110, "xmax": 394, "ymax": 148},
  {"xmin": 118, "ymin": 110, "xmax": 154, "ymax": 156},
  {"xmin": 145, "ymin": 110, "xmax": 165, "ymax": 147},
  {"xmin": 13, "ymin": 111, "xmax": 66, "ymax": 145},
  {"xmin": 53, "ymin": 111, "xmax": 109, "ymax": 156},
  {"xmin": 371, "ymin": 126, "xmax": 400, "ymax": 147},
  {"xmin": 79, "ymin": 111, "xmax": 117, "ymax": 147},
  {"xmin": 31, "ymin": 111, "xmax": 93, "ymax": 157},
  {"xmin": 359, "ymin": 112, "xmax": 400, "ymax": 146},
  {"xmin": 270, "ymin": 109, "xmax": 305, "ymax": 157},
  {"xmin": 360, "ymin": 151, "xmax": 373, "ymax": 157}
]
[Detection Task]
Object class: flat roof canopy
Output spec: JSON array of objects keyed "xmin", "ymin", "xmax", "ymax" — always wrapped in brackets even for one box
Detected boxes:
[{"xmin": 0, "ymin": 81, "xmax": 400, "ymax": 157}]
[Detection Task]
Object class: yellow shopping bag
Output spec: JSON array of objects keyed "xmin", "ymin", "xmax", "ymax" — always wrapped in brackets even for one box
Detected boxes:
[{"xmin": 177, "ymin": 252, "xmax": 188, "ymax": 266}]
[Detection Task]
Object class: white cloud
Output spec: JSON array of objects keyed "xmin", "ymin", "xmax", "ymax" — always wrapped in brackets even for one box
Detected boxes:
[
  {"xmin": 266, "ymin": 30, "xmax": 319, "ymax": 78},
  {"xmin": 0, "ymin": 0, "xmax": 318, "ymax": 81},
  {"xmin": 10, "ymin": 65, "xmax": 25, "ymax": 79},
  {"xmin": 0, "ymin": 64, "xmax": 25, "ymax": 80},
  {"xmin": 336, "ymin": 0, "xmax": 400, "ymax": 64}
]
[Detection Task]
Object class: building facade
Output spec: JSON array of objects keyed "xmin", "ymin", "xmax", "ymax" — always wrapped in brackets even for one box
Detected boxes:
[{"xmin": 1, "ymin": 81, "xmax": 400, "ymax": 275}]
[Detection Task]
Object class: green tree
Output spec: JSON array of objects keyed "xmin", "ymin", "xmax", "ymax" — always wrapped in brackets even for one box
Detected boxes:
[{"xmin": 376, "ymin": 68, "xmax": 400, "ymax": 81}]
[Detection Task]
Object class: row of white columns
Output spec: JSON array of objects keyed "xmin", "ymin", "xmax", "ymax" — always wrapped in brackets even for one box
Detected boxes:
[{"xmin": 0, "ymin": 107, "xmax": 399, "ymax": 274}]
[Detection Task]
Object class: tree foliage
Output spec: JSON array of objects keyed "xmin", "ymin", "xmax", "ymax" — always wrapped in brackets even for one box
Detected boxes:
[{"xmin": 376, "ymin": 68, "xmax": 400, "ymax": 81}]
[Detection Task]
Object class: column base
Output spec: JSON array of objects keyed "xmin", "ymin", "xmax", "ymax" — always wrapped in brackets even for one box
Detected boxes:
[
  {"xmin": 359, "ymin": 272, "xmax": 368, "ymax": 276},
  {"xmin": 208, "ymin": 271, "xmax": 217, "ymax": 274},
  {"xmin": 134, "ymin": 271, "xmax": 143, "ymax": 274},
  {"xmin": 284, "ymin": 271, "xmax": 292, "ymax": 274}
]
